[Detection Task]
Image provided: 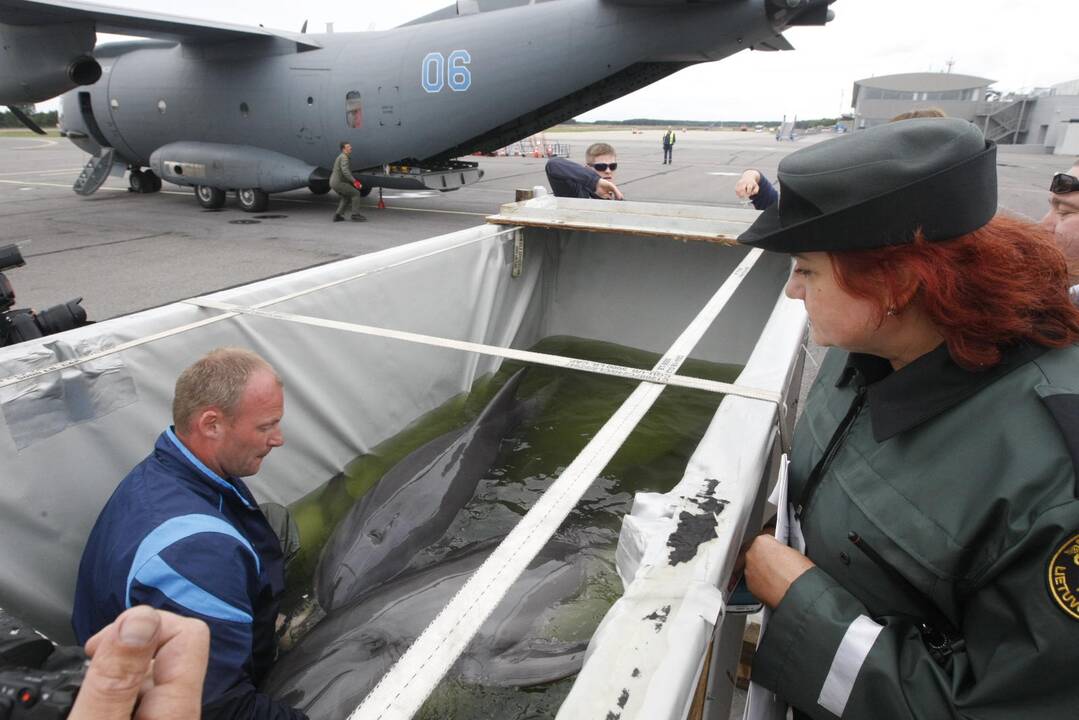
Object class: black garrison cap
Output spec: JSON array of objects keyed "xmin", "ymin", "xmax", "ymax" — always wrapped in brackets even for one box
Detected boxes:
[{"xmin": 738, "ymin": 117, "xmax": 997, "ymax": 253}]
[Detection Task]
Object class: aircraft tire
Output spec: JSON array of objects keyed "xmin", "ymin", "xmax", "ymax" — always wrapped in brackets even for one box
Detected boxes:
[
  {"xmin": 195, "ymin": 185, "xmax": 226, "ymax": 209},
  {"xmin": 309, "ymin": 185, "xmax": 330, "ymax": 195},
  {"xmin": 238, "ymin": 188, "xmax": 269, "ymax": 213},
  {"xmin": 359, "ymin": 186, "xmax": 372, "ymax": 198},
  {"xmin": 144, "ymin": 169, "xmax": 163, "ymax": 193},
  {"xmin": 129, "ymin": 169, "xmax": 148, "ymax": 193}
]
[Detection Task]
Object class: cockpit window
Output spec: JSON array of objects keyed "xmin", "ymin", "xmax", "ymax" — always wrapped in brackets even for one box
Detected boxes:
[{"xmin": 346, "ymin": 91, "xmax": 362, "ymax": 129}]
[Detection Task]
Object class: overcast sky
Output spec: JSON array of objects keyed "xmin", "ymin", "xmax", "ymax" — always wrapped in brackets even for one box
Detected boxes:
[{"xmin": 54, "ymin": 0, "xmax": 1079, "ymax": 121}]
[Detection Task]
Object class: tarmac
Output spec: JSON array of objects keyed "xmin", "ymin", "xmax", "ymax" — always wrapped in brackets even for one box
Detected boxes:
[{"xmin": 0, "ymin": 128, "xmax": 1062, "ymax": 321}]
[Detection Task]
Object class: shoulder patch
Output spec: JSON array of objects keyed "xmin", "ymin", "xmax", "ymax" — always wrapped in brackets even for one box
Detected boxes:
[{"xmin": 1048, "ymin": 533, "xmax": 1079, "ymax": 621}]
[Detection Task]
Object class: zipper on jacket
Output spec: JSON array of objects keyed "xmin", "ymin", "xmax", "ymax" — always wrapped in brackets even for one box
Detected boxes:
[
  {"xmin": 795, "ymin": 386, "xmax": 866, "ymax": 521},
  {"xmin": 848, "ymin": 531, "xmax": 965, "ymax": 667}
]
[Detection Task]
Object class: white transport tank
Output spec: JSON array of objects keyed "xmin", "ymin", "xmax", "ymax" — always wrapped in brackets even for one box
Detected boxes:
[{"xmin": 0, "ymin": 196, "xmax": 805, "ymax": 719}]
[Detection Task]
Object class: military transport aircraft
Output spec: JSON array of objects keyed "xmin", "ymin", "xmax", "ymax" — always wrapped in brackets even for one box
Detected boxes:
[{"xmin": 0, "ymin": 0, "xmax": 833, "ymax": 212}]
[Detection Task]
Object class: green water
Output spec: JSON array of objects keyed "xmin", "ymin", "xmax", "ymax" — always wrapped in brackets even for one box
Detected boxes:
[{"xmin": 282, "ymin": 336, "xmax": 743, "ymax": 716}]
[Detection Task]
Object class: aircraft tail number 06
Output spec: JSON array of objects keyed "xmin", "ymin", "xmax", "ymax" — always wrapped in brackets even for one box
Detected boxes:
[{"xmin": 422, "ymin": 51, "xmax": 472, "ymax": 93}]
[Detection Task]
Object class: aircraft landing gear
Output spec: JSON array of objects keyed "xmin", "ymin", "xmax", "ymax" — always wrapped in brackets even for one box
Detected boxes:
[
  {"xmin": 238, "ymin": 188, "xmax": 269, "ymax": 213},
  {"xmin": 359, "ymin": 186, "xmax": 372, "ymax": 198},
  {"xmin": 129, "ymin": 168, "xmax": 162, "ymax": 194},
  {"xmin": 195, "ymin": 185, "xmax": 226, "ymax": 209}
]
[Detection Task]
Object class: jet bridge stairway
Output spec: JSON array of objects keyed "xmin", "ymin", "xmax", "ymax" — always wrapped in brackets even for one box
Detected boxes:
[{"xmin": 73, "ymin": 148, "xmax": 114, "ymax": 196}]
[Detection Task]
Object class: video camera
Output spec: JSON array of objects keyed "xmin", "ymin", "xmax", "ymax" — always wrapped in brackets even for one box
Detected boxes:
[
  {"xmin": 0, "ymin": 245, "xmax": 88, "ymax": 348},
  {"xmin": 0, "ymin": 609, "xmax": 84, "ymax": 720}
]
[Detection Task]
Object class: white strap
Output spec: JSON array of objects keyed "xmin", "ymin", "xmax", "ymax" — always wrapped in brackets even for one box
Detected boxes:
[
  {"xmin": 185, "ymin": 299, "xmax": 781, "ymax": 405},
  {"xmin": 0, "ymin": 229, "xmax": 509, "ymax": 390}
]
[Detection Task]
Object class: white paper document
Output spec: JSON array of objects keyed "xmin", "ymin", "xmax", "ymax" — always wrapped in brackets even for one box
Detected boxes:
[{"xmin": 743, "ymin": 453, "xmax": 796, "ymax": 720}]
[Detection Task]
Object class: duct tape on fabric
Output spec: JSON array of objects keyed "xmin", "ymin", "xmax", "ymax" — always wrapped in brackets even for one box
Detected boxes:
[{"xmin": 0, "ymin": 338, "xmax": 137, "ymax": 450}]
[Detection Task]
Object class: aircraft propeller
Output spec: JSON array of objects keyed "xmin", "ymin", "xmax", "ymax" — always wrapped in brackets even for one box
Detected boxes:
[{"xmin": 7, "ymin": 106, "xmax": 46, "ymax": 136}]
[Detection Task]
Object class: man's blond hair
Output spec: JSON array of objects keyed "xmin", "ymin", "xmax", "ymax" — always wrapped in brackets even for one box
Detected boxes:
[
  {"xmin": 172, "ymin": 348, "xmax": 280, "ymax": 433},
  {"xmin": 585, "ymin": 142, "xmax": 616, "ymax": 163}
]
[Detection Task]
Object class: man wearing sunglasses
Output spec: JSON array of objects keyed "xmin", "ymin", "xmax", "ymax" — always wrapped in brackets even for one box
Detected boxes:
[
  {"xmin": 1041, "ymin": 162, "xmax": 1079, "ymax": 303},
  {"xmin": 545, "ymin": 142, "xmax": 624, "ymax": 200}
]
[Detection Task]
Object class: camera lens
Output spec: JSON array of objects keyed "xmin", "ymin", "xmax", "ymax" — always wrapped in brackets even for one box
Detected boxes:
[
  {"xmin": 34, "ymin": 298, "xmax": 87, "ymax": 335},
  {"xmin": 0, "ymin": 245, "xmax": 24, "ymax": 273}
]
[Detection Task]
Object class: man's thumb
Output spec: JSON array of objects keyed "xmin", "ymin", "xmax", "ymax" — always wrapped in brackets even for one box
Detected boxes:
[{"xmin": 72, "ymin": 606, "xmax": 161, "ymax": 720}]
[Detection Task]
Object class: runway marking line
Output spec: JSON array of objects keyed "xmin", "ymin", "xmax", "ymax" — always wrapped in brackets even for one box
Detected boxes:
[
  {"xmin": 0, "ymin": 179, "xmax": 489, "ymax": 217},
  {"xmin": 0, "ymin": 138, "xmax": 58, "ymax": 150},
  {"xmin": 0, "ymin": 168, "xmax": 83, "ymax": 177}
]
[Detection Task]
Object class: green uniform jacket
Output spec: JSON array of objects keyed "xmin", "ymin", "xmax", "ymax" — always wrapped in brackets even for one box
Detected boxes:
[
  {"xmin": 330, "ymin": 152, "xmax": 357, "ymax": 190},
  {"xmin": 753, "ymin": 342, "xmax": 1079, "ymax": 719}
]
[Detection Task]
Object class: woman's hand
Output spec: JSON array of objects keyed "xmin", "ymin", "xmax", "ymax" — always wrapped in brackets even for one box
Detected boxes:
[{"xmin": 744, "ymin": 534, "xmax": 815, "ymax": 608}]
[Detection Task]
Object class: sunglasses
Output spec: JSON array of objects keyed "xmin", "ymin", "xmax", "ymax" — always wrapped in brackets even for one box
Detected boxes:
[
  {"xmin": 589, "ymin": 162, "xmax": 618, "ymax": 172},
  {"xmin": 1050, "ymin": 172, "xmax": 1079, "ymax": 194}
]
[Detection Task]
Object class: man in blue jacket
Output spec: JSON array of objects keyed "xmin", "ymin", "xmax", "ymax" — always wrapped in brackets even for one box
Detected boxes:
[
  {"xmin": 73, "ymin": 348, "xmax": 305, "ymax": 720},
  {"xmin": 545, "ymin": 142, "xmax": 623, "ymax": 200}
]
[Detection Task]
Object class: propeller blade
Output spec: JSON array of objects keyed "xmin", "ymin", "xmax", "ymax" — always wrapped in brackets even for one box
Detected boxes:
[{"xmin": 7, "ymin": 106, "xmax": 46, "ymax": 135}]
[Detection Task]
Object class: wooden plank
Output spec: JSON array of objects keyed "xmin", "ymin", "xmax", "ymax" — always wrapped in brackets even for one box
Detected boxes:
[{"xmin": 486, "ymin": 197, "xmax": 759, "ymax": 245}]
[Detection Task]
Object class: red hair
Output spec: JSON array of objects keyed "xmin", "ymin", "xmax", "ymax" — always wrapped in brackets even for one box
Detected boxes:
[{"xmin": 828, "ymin": 215, "xmax": 1079, "ymax": 369}]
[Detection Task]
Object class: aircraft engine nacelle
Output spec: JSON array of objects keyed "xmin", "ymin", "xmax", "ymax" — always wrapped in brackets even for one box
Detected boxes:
[
  {"xmin": 0, "ymin": 22, "xmax": 100, "ymax": 104},
  {"xmin": 149, "ymin": 142, "xmax": 321, "ymax": 193}
]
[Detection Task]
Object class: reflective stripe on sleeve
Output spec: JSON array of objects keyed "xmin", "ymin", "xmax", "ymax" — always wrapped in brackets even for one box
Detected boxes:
[
  {"xmin": 817, "ymin": 614, "xmax": 884, "ymax": 717},
  {"xmin": 126, "ymin": 514, "xmax": 261, "ymax": 608},
  {"xmin": 134, "ymin": 555, "xmax": 253, "ymax": 623}
]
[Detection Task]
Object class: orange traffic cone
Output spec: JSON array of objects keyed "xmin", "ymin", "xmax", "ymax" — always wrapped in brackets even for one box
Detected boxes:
[{"xmin": 377, "ymin": 187, "xmax": 385, "ymax": 209}]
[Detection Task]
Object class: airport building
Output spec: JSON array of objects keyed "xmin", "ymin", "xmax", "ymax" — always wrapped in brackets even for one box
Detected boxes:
[{"xmin": 851, "ymin": 72, "xmax": 1079, "ymax": 154}]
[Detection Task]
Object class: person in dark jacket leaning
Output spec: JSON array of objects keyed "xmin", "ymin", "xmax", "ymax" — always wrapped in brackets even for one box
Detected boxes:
[
  {"xmin": 330, "ymin": 141, "xmax": 365, "ymax": 222},
  {"xmin": 734, "ymin": 169, "xmax": 778, "ymax": 210},
  {"xmin": 545, "ymin": 142, "xmax": 623, "ymax": 200},
  {"xmin": 738, "ymin": 118, "xmax": 1079, "ymax": 719},
  {"xmin": 73, "ymin": 348, "xmax": 306, "ymax": 720}
]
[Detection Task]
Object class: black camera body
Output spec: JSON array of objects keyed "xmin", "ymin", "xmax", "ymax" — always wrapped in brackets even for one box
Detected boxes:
[
  {"xmin": 0, "ymin": 667, "xmax": 82, "ymax": 720},
  {"xmin": 0, "ymin": 245, "xmax": 88, "ymax": 348},
  {"xmin": 0, "ymin": 609, "xmax": 84, "ymax": 720}
]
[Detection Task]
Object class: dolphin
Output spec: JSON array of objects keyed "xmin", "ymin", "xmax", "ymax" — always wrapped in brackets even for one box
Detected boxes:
[
  {"xmin": 315, "ymin": 368, "xmax": 534, "ymax": 611},
  {"xmin": 265, "ymin": 540, "xmax": 588, "ymax": 720}
]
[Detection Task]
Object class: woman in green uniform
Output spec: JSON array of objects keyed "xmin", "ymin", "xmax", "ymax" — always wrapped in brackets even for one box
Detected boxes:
[{"xmin": 738, "ymin": 117, "xmax": 1079, "ymax": 719}]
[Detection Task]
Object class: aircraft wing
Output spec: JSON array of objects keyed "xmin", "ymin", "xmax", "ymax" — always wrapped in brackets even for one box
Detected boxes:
[
  {"xmin": 0, "ymin": 0, "xmax": 321, "ymax": 48},
  {"xmin": 753, "ymin": 33, "xmax": 794, "ymax": 51},
  {"xmin": 604, "ymin": 0, "xmax": 741, "ymax": 5}
]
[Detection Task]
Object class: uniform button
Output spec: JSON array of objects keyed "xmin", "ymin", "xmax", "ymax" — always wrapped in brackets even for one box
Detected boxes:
[{"xmin": 839, "ymin": 551, "xmax": 851, "ymax": 566}]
